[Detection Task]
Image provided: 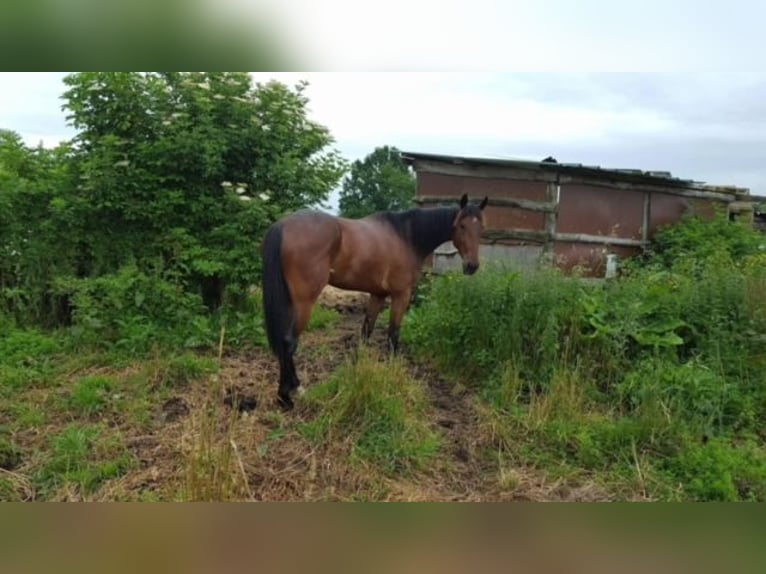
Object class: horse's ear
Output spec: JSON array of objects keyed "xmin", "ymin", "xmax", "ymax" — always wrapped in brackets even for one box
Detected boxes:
[
  {"xmin": 459, "ymin": 194, "xmax": 468, "ymax": 209},
  {"xmin": 479, "ymin": 196, "xmax": 488, "ymax": 210}
]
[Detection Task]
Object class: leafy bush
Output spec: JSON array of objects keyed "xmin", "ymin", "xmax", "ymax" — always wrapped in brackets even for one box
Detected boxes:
[
  {"xmin": 56, "ymin": 265, "xmax": 213, "ymax": 353},
  {"xmin": 0, "ymin": 328, "xmax": 62, "ymax": 396},
  {"xmin": 404, "ymin": 266, "xmax": 584, "ymax": 386},
  {"xmin": 644, "ymin": 209, "xmax": 764, "ymax": 270},
  {"xmin": 405, "ymin": 213, "xmax": 766, "ymax": 500},
  {"xmin": 618, "ymin": 358, "xmax": 749, "ymax": 433},
  {"xmin": 668, "ymin": 437, "xmax": 766, "ymax": 501},
  {"xmin": 2, "ymin": 72, "xmax": 346, "ymax": 334},
  {"xmin": 0, "ymin": 328, "xmax": 60, "ymax": 367}
]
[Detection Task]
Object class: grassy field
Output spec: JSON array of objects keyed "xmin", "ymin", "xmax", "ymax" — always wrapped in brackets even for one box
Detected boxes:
[
  {"xmin": 2, "ymin": 215, "xmax": 765, "ymax": 501},
  {"xmin": 403, "ymin": 231, "xmax": 766, "ymax": 501},
  {"xmin": 0, "ymin": 287, "xmax": 615, "ymax": 502}
]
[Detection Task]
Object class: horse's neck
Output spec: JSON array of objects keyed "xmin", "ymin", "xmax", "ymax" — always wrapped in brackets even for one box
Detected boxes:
[{"xmin": 411, "ymin": 208, "xmax": 456, "ymax": 260}]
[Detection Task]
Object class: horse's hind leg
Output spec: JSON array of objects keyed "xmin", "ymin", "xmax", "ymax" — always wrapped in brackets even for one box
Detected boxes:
[
  {"xmin": 387, "ymin": 288, "xmax": 412, "ymax": 353},
  {"xmin": 279, "ymin": 269, "xmax": 330, "ymax": 406},
  {"xmin": 275, "ymin": 299, "xmax": 316, "ymax": 410},
  {"xmin": 362, "ymin": 294, "xmax": 386, "ymax": 342},
  {"xmin": 277, "ymin": 343, "xmax": 298, "ymax": 409},
  {"xmin": 275, "ymin": 213, "xmax": 339, "ymax": 409}
]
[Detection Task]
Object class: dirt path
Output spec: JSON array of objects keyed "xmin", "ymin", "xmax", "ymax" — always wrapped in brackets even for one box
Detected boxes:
[
  {"xmin": 401, "ymin": 356, "xmax": 498, "ymax": 500},
  {"xmin": 218, "ymin": 286, "xmax": 511, "ymax": 501},
  {"xmin": 90, "ymin": 286, "xmax": 609, "ymax": 501}
]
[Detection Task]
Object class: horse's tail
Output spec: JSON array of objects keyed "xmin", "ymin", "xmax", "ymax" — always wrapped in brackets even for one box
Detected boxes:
[{"xmin": 262, "ymin": 223, "xmax": 294, "ymax": 360}]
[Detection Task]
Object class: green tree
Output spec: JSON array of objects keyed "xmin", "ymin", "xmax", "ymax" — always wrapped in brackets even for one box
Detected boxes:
[
  {"xmin": 60, "ymin": 72, "xmax": 346, "ymax": 305},
  {"xmin": 338, "ymin": 146, "xmax": 416, "ymax": 218},
  {"xmin": 0, "ymin": 131, "xmax": 77, "ymax": 324},
  {"xmin": 1, "ymin": 73, "xmax": 347, "ymax": 326}
]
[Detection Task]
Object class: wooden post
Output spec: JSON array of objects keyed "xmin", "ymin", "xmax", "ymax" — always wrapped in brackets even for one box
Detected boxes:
[
  {"xmin": 541, "ymin": 180, "xmax": 559, "ymax": 266},
  {"xmin": 642, "ymin": 192, "xmax": 651, "ymax": 245}
]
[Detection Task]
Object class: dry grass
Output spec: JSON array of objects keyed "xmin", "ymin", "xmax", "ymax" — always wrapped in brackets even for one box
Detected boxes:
[{"xmin": 1, "ymin": 290, "xmax": 620, "ymax": 502}]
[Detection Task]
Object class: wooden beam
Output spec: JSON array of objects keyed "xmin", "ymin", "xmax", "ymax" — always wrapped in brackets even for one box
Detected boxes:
[
  {"xmin": 417, "ymin": 195, "xmax": 557, "ymax": 213},
  {"xmin": 483, "ymin": 229, "xmax": 548, "ymax": 243},
  {"xmin": 542, "ymin": 181, "xmax": 559, "ymax": 259},
  {"xmin": 482, "ymin": 229, "xmax": 646, "ymax": 247},
  {"xmin": 642, "ymin": 192, "xmax": 651, "ymax": 243},
  {"xmin": 557, "ymin": 176, "xmax": 738, "ymax": 202},
  {"xmin": 554, "ymin": 233, "xmax": 647, "ymax": 247}
]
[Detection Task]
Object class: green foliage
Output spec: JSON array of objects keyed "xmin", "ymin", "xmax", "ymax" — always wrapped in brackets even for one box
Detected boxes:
[
  {"xmin": 404, "ymin": 266, "xmax": 585, "ymax": 386},
  {"xmin": 2, "ymin": 72, "xmax": 347, "ymax": 341},
  {"xmin": 640, "ymin": 208, "xmax": 764, "ymax": 271},
  {"xmin": 0, "ymin": 328, "xmax": 60, "ymax": 367},
  {"xmin": 338, "ymin": 146, "xmax": 415, "ymax": 218},
  {"xmin": 668, "ymin": 437, "xmax": 766, "ymax": 501},
  {"xmin": 0, "ymin": 430, "xmax": 22, "ymax": 470},
  {"xmin": 59, "ymin": 73, "xmax": 345, "ymax": 293},
  {"xmin": 0, "ymin": 328, "xmax": 62, "ymax": 396},
  {"xmin": 159, "ymin": 354, "xmax": 219, "ymax": 388},
  {"xmin": 211, "ymin": 291, "xmax": 268, "ymax": 349},
  {"xmin": 0, "ymin": 130, "xmax": 77, "ymax": 326},
  {"xmin": 36, "ymin": 424, "xmax": 134, "ymax": 496},
  {"xmin": 405, "ymin": 213, "xmax": 766, "ymax": 500},
  {"xmin": 303, "ymin": 348, "xmax": 440, "ymax": 474},
  {"xmin": 68, "ymin": 375, "xmax": 114, "ymax": 417},
  {"xmin": 57, "ymin": 264, "xmax": 213, "ymax": 353},
  {"xmin": 306, "ymin": 305, "xmax": 342, "ymax": 331},
  {"xmin": 619, "ymin": 359, "xmax": 741, "ymax": 433},
  {"xmin": 43, "ymin": 264, "xmax": 263, "ymax": 356}
]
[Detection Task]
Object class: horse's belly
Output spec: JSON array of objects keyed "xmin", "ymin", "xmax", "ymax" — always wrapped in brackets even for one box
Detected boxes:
[{"xmin": 327, "ymin": 269, "xmax": 388, "ymax": 296}]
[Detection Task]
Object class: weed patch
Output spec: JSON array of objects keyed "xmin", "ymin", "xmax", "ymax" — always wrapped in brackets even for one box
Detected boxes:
[
  {"xmin": 303, "ymin": 347, "xmax": 440, "ymax": 475},
  {"xmin": 405, "ymin": 213, "xmax": 766, "ymax": 500},
  {"xmin": 35, "ymin": 423, "xmax": 134, "ymax": 498}
]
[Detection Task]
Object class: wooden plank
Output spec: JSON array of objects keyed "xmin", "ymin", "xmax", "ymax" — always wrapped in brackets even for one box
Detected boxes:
[
  {"xmin": 483, "ymin": 229, "xmax": 549, "ymax": 243},
  {"xmin": 642, "ymin": 192, "xmax": 651, "ymax": 243},
  {"xmin": 417, "ymin": 195, "xmax": 557, "ymax": 213},
  {"xmin": 412, "ymin": 158, "xmax": 741, "ymax": 201},
  {"xmin": 554, "ymin": 232, "xmax": 647, "ymax": 247},
  {"xmin": 557, "ymin": 175, "xmax": 738, "ymax": 201},
  {"xmin": 483, "ymin": 229, "xmax": 646, "ymax": 247},
  {"xmin": 542, "ymin": 181, "xmax": 559, "ymax": 259}
]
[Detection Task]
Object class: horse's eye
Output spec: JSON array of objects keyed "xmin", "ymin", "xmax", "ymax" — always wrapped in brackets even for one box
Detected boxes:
[{"xmin": 460, "ymin": 222, "xmax": 466, "ymax": 230}]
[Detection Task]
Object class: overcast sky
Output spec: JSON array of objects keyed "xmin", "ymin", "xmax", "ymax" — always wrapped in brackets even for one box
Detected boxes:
[{"xmin": 2, "ymin": 71, "xmax": 765, "ymax": 209}]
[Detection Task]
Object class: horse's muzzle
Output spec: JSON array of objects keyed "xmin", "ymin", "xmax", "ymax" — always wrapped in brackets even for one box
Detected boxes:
[{"xmin": 463, "ymin": 263, "xmax": 479, "ymax": 275}]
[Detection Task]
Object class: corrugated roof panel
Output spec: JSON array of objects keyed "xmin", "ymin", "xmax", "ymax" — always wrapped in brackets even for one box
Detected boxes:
[{"xmin": 400, "ymin": 151, "xmax": 710, "ymax": 189}]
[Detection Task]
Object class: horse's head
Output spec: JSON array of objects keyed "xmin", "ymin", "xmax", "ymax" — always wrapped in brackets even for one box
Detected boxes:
[{"xmin": 452, "ymin": 194, "xmax": 488, "ymax": 275}]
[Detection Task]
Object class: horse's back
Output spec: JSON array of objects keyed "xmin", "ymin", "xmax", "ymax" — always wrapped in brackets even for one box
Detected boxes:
[
  {"xmin": 274, "ymin": 208, "xmax": 419, "ymax": 295},
  {"xmin": 327, "ymin": 213, "xmax": 419, "ymax": 294},
  {"xmin": 279, "ymin": 210, "xmax": 342, "ymax": 257}
]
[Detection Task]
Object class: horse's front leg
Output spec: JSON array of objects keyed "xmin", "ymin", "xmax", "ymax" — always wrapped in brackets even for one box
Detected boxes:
[{"xmin": 387, "ymin": 289, "xmax": 412, "ymax": 354}]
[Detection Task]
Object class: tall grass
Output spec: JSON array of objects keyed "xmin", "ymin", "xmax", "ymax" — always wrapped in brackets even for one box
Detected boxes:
[
  {"xmin": 405, "ymin": 213, "xmax": 766, "ymax": 500},
  {"xmin": 302, "ymin": 347, "xmax": 440, "ymax": 475},
  {"xmin": 181, "ymin": 329, "xmax": 251, "ymax": 502}
]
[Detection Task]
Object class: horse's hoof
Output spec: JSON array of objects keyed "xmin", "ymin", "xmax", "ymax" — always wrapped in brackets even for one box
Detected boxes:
[{"xmin": 277, "ymin": 394, "xmax": 294, "ymax": 411}]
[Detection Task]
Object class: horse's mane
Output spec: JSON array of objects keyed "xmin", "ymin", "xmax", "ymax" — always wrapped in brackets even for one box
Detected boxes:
[{"xmin": 375, "ymin": 206, "xmax": 460, "ymax": 260}]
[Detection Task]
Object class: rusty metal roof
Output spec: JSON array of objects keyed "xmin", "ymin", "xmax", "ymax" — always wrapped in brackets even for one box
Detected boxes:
[{"xmin": 400, "ymin": 151, "xmax": 746, "ymax": 193}]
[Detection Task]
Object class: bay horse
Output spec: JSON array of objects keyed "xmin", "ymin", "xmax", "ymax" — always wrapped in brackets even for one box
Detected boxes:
[{"xmin": 261, "ymin": 193, "xmax": 488, "ymax": 409}]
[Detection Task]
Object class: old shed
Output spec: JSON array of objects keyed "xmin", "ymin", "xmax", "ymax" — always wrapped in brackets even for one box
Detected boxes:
[{"xmin": 402, "ymin": 152, "xmax": 754, "ymax": 276}]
